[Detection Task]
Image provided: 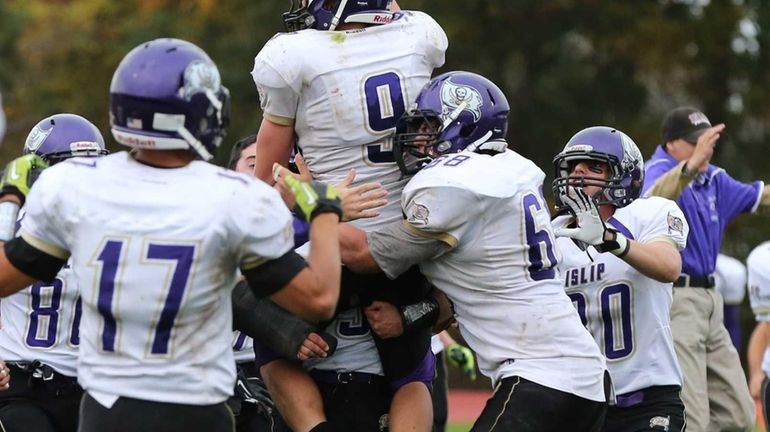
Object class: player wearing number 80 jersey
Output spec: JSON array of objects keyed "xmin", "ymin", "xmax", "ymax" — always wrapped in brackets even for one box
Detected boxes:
[
  {"xmin": 552, "ymin": 126, "xmax": 689, "ymax": 431},
  {"xmin": 0, "ymin": 113, "xmax": 107, "ymax": 432}
]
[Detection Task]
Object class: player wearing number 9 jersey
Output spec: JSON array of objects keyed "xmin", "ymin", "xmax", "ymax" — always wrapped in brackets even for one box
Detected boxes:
[
  {"xmin": 552, "ymin": 127, "xmax": 689, "ymax": 432},
  {"xmin": 251, "ymin": 5, "xmax": 447, "ymax": 227},
  {"xmin": 252, "ymin": 3, "xmax": 447, "ymax": 431},
  {"xmin": 340, "ymin": 72, "xmax": 609, "ymax": 431},
  {"xmin": 0, "ymin": 113, "xmax": 107, "ymax": 432}
]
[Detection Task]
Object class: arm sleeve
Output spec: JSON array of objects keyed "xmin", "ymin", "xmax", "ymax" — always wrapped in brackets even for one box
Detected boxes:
[
  {"xmin": 226, "ymin": 181, "xmax": 296, "ymax": 272},
  {"xmin": 368, "ymin": 221, "xmax": 453, "ymax": 279},
  {"xmin": 642, "ymin": 160, "xmax": 693, "ymax": 200},
  {"xmin": 414, "ymin": 11, "xmax": 448, "ymax": 69},
  {"xmin": 635, "ymin": 198, "xmax": 689, "ymax": 251},
  {"xmin": 18, "ymin": 168, "xmax": 71, "ymax": 259},
  {"xmin": 715, "ymin": 170, "xmax": 763, "ymax": 222},
  {"xmin": 251, "ymin": 37, "xmax": 300, "ymax": 125}
]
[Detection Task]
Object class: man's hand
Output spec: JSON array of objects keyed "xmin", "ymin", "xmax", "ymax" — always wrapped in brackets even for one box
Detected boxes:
[
  {"xmin": 336, "ymin": 168, "xmax": 388, "ymax": 222},
  {"xmin": 446, "ymin": 343, "xmax": 476, "ymax": 381},
  {"xmin": 364, "ymin": 301, "xmax": 404, "ymax": 339},
  {"xmin": 275, "ymin": 163, "xmax": 342, "ymax": 223},
  {"xmin": 0, "ymin": 154, "xmax": 49, "ymax": 205},
  {"xmin": 296, "ymin": 331, "xmax": 332, "ymax": 361},
  {"xmin": 686, "ymin": 124, "xmax": 725, "ymax": 174},
  {"xmin": 275, "ymin": 155, "xmax": 387, "ymax": 222},
  {"xmin": 553, "ymin": 186, "xmax": 606, "ymax": 245},
  {"xmin": 0, "ymin": 360, "xmax": 9, "ymax": 390}
]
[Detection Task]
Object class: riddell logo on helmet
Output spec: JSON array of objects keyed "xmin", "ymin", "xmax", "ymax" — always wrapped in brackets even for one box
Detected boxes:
[
  {"xmin": 373, "ymin": 15, "xmax": 392, "ymax": 23},
  {"xmin": 114, "ymin": 132, "xmax": 156, "ymax": 148}
]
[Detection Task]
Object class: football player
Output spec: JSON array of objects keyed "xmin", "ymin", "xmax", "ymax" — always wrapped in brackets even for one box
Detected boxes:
[
  {"xmin": 0, "ymin": 113, "xmax": 107, "ymax": 432},
  {"xmin": 746, "ymin": 242, "xmax": 770, "ymax": 424},
  {"xmin": 0, "ymin": 38, "xmax": 343, "ymax": 432},
  {"xmin": 551, "ymin": 126, "xmax": 688, "ymax": 431},
  {"xmin": 252, "ymin": 1, "xmax": 448, "ymax": 430},
  {"xmin": 325, "ymin": 71, "xmax": 610, "ymax": 431},
  {"xmin": 714, "ymin": 253, "xmax": 748, "ymax": 350}
]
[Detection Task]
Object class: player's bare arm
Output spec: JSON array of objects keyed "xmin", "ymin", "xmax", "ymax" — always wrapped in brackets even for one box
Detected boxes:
[{"xmin": 255, "ymin": 117, "xmax": 295, "ymax": 184}]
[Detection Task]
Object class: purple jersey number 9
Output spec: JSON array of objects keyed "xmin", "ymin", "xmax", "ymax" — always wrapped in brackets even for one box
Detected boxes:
[{"xmin": 363, "ymin": 72, "xmax": 406, "ymax": 164}]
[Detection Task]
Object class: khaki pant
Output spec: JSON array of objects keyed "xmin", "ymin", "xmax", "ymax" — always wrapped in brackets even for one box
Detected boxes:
[{"xmin": 670, "ymin": 287, "xmax": 755, "ymax": 432}]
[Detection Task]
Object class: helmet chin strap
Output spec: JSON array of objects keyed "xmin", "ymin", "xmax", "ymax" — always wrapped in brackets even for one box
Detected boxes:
[{"xmin": 329, "ymin": 0, "xmax": 349, "ymax": 30}]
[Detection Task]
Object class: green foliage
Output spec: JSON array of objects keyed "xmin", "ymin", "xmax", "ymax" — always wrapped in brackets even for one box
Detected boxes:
[{"xmin": 0, "ymin": 0, "xmax": 768, "ymax": 252}]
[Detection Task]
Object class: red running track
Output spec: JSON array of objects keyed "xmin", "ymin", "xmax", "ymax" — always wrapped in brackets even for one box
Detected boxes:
[{"xmin": 448, "ymin": 390, "xmax": 491, "ymax": 423}]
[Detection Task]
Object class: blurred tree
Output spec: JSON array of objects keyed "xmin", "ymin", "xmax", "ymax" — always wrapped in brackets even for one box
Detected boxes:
[{"xmin": 0, "ymin": 0, "xmax": 767, "ymax": 252}]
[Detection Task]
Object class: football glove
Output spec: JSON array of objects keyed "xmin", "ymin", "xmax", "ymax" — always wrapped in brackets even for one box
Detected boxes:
[
  {"xmin": 553, "ymin": 186, "xmax": 630, "ymax": 257},
  {"xmin": 0, "ymin": 154, "xmax": 48, "ymax": 205},
  {"xmin": 284, "ymin": 176, "xmax": 342, "ymax": 223},
  {"xmin": 553, "ymin": 186, "xmax": 606, "ymax": 245},
  {"xmin": 446, "ymin": 343, "xmax": 476, "ymax": 381}
]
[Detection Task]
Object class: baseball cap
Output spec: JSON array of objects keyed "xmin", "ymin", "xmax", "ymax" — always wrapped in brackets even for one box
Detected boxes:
[{"xmin": 661, "ymin": 106, "xmax": 712, "ymax": 144}]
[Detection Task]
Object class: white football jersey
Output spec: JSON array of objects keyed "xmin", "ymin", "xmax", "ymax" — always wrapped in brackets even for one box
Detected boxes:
[
  {"xmin": 400, "ymin": 149, "xmax": 607, "ymax": 402},
  {"xmin": 19, "ymin": 152, "xmax": 295, "ymax": 405},
  {"xmin": 304, "ymin": 308, "xmax": 383, "ymax": 375},
  {"xmin": 748, "ymin": 241, "xmax": 770, "ymax": 322},
  {"xmin": 715, "ymin": 254, "xmax": 748, "ymax": 305},
  {"xmin": 555, "ymin": 196, "xmax": 688, "ymax": 395},
  {"xmin": 252, "ymin": 11, "xmax": 447, "ymax": 230},
  {"xmin": 232, "ymin": 331, "xmax": 255, "ymax": 364},
  {"xmin": 0, "ymin": 262, "xmax": 80, "ymax": 377}
]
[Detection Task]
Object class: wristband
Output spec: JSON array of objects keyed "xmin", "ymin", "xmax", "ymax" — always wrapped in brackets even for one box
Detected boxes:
[
  {"xmin": 596, "ymin": 229, "xmax": 630, "ymax": 258},
  {"xmin": 399, "ymin": 296, "xmax": 440, "ymax": 331},
  {"xmin": 0, "ymin": 201, "xmax": 19, "ymax": 242}
]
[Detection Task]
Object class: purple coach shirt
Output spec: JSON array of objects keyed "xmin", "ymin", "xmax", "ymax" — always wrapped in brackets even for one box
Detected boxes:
[{"xmin": 643, "ymin": 145, "xmax": 763, "ymax": 277}]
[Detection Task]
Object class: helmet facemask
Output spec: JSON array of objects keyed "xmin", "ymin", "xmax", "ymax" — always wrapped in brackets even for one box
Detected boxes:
[{"xmin": 394, "ymin": 109, "xmax": 443, "ymax": 176}]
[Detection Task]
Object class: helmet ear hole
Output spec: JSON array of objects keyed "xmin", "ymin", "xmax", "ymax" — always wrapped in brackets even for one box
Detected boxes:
[{"xmin": 460, "ymin": 124, "xmax": 477, "ymax": 138}]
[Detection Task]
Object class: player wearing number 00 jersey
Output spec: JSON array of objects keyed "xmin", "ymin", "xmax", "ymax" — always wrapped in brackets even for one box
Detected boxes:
[
  {"xmin": 552, "ymin": 126, "xmax": 688, "ymax": 432},
  {"xmin": 0, "ymin": 113, "xmax": 107, "ymax": 432}
]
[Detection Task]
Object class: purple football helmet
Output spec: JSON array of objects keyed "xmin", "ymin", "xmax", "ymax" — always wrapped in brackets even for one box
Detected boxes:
[
  {"xmin": 283, "ymin": 0, "xmax": 393, "ymax": 32},
  {"xmin": 109, "ymin": 38, "xmax": 230, "ymax": 161},
  {"xmin": 394, "ymin": 71, "xmax": 510, "ymax": 176},
  {"xmin": 23, "ymin": 113, "xmax": 108, "ymax": 165},
  {"xmin": 552, "ymin": 126, "xmax": 644, "ymax": 209}
]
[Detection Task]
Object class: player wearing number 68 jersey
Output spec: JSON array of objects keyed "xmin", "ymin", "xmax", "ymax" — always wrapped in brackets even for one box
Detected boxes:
[
  {"xmin": 0, "ymin": 113, "xmax": 107, "ymax": 432},
  {"xmin": 552, "ymin": 126, "xmax": 689, "ymax": 432},
  {"xmin": 339, "ymin": 72, "xmax": 609, "ymax": 431}
]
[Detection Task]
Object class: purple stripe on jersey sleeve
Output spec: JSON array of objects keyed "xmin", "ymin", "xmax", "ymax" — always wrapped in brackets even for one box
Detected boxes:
[{"xmin": 607, "ymin": 217, "xmax": 635, "ymax": 241}]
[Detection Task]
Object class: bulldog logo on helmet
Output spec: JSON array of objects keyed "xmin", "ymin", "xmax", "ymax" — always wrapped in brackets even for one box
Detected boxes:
[{"xmin": 440, "ymin": 78, "xmax": 484, "ymax": 122}]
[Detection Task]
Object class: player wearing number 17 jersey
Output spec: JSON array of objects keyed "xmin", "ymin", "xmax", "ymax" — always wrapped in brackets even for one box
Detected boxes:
[
  {"xmin": 552, "ymin": 127, "xmax": 688, "ymax": 431},
  {"xmin": 0, "ymin": 38, "xmax": 343, "ymax": 432},
  {"xmin": 0, "ymin": 113, "xmax": 107, "ymax": 432}
]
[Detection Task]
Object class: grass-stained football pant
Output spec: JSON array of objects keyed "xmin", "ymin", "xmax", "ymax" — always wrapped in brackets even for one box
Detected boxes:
[
  {"xmin": 470, "ymin": 376, "xmax": 607, "ymax": 432},
  {"xmin": 670, "ymin": 287, "xmax": 755, "ymax": 432}
]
